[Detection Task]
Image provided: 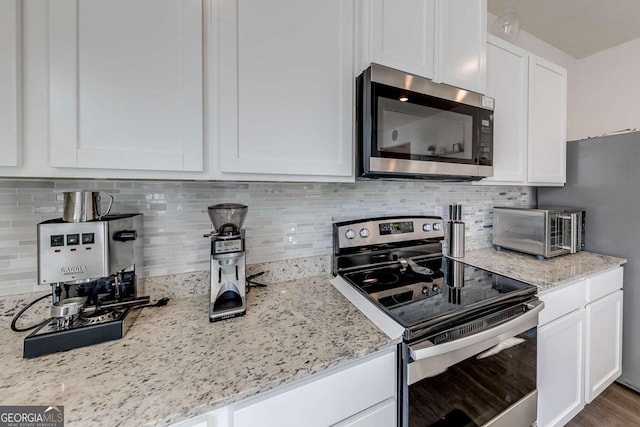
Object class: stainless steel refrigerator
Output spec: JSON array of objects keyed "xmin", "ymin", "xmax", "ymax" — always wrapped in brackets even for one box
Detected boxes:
[{"xmin": 538, "ymin": 132, "xmax": 640, "ymax": 392}]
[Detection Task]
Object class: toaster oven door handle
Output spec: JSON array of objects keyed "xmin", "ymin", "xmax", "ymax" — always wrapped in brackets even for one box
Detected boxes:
[
  {"xmin": 570, "ymin": 212, "xmax": 579, "ymax": 253},
  {"xmin": 409, "ymin": 300, "xmax": 544, "ymax": 363}
]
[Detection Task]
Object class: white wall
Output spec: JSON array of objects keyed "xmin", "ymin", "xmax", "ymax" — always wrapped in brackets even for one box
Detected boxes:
[
  {"xmin": 487, "ymin": 12, "xmax": 576, "ymax": 70},
  {"xmin": 567, "ymin": 36, "xmax": 640, "ymax": 141},
  {"xmin": 489, "ymin": 12, "xmax": 640, "ymax": 142}
]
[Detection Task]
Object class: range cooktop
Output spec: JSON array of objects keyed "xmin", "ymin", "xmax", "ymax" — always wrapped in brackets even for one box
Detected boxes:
[{"xmin": 342, "ymin": 256, "xmax": 537, "ymax": 337}]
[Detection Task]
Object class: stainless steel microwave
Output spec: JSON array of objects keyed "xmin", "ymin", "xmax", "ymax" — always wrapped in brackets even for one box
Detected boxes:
[
  {"xmin": 356, "ymin": 64, "xmax": 494, "ymax": 180},
  {"xmin": 493, "ymin": 206, "xmax": 586, "ymax": 259}
]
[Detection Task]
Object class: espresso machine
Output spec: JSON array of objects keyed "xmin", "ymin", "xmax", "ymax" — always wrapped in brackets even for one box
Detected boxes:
[
  {"xmin": 22, "ymin": 193, "xmax": 147, "ymax": 358},
  {"xmin": 204, "ymin": 203, "xmax": 248, "ymax": 322}
]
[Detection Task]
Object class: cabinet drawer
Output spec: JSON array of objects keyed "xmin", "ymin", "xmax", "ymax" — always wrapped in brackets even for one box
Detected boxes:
[
  {"xmin": 233, "ymin": 349, "xmax": 396, "ymax": 427},
  {"xmin": 539, "ymin": 280, "xmax": 586, "ymax": 326},
  {"xmin": 586, "ymin": 267, "xmax": 623, "ymax": 303}
]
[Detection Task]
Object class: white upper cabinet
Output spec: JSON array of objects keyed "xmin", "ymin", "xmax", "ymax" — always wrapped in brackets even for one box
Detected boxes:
[
  {"xmin": 483, "ymin": 35, "xmax": 528, "ymax": 183},
  {"xmin": 528, "ymin": 55, "xmax": 567, "ymax": 185},
  {"xmin": 357, "ymin": 0, "xmax": 486, "ymax": 93},
  {"xmin": 48, "ymin": 0, "xmax": 203, "ymax": 172},
  {"xmin": 361, "ymin": 0, "xmax": 436, "ymax": 79},
  {"xmin": 215, "ymin": 0, "xmax": 354, "ymax": 179},
  {"xmin": 478, "ymin": 36, "xmax": 567, "ymax": 186},
  {"xmin": 0, "ymin": 0, "xmax": 21, "ymax": 167},
  {"xmin": 436, "ymin": 0, "xmax": 487, "ymax": 93}
]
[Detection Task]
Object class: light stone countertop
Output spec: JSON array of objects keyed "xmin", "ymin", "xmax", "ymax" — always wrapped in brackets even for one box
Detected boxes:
[
  {"xmin": 0, "ymin": 274, "xmax": 397, "ymax": 426},
  {"xmin": 456, "ymin": 248, "xmax": 627, "ymax": 293}
]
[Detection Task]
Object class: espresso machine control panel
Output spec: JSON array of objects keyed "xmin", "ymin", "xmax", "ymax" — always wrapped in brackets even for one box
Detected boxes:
[{"xmin": 37, "ymin": 214, "xmax": 143, "ymax": 285}]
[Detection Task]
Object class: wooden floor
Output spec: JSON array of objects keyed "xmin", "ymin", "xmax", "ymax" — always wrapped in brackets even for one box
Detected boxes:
[{"xmin": 567, "ymin": 383, "xmax": 640, "ymax": 427}]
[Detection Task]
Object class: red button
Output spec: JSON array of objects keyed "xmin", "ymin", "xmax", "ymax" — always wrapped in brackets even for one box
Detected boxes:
[
  {"xmin": 54, "ymin": 249, "xmax": 61, "ymax": 253},
  {"xmin": 70, "ymin": 248, "xmax": 77, "ymax": 252},
  {"xmin": 86, "ymin": 247, "xmax": 92, "ymax": 250}
]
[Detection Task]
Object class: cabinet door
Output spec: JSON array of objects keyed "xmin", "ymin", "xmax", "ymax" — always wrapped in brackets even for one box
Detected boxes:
[
  {"xmin": 232, "ymin": 350, "xmax": 395, "ymax": 427},
  {"xmin": 169, "ymin": 405, "xmax": 229, "ymax": 427},
  {"xmin": 483, "ymin": 35, "xmax": 528, "ymax": 183},
  {"xmin": 218, "ymin": 0, "xmax": 353, "ymax": 177},
  {"xmin": 527, "ymin": 55, "xmax": 567, "ymax": 184},
  {"xmin": 48, "ymin": 0, "xmax": 203, "ymax": 172},
  {"xmin": 369, "ymin": 0, "xmax": 436, "ymax": 79},
  {"xmin": 332, "ymin": 398, "xmax": 396, "ymax": 427},
  {"xmin": 585, "ymin": 290, "xmax": 623, "ymax": 403},
  {"xmin": 537, "ymin": 308, "xmax": 585, "ymax": 427},
  {"xmin": 437, "ymin": 0, "xmax": 486, "ymax": 93},
  {"xmin": 0, "ymin": 0, "xmax": 21, "ymax": 166}
]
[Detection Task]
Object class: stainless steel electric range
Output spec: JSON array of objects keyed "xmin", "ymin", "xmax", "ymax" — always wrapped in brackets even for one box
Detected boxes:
[{"xmin": 331, "ymin": 216, "xmax": 544, "ymax": 427}]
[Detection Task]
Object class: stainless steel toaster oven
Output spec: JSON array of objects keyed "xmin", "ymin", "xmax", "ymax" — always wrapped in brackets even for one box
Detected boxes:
[{"xmin": 493, "ymin": 207, "xmax": 585, "ymax": 260}]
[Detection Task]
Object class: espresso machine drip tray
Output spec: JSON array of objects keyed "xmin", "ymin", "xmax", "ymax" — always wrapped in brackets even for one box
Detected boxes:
[{"xmin": 23, "ymin": 306, "xmax": 139, "ymax": 358}]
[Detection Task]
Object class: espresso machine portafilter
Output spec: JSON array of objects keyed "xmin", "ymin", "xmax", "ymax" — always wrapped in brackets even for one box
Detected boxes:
[{"xmin": 204, "ymin": 203, "xmax": 248, "ymax": 322}]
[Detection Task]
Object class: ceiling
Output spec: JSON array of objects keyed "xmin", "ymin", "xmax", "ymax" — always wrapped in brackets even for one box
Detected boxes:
[{"xmin": 488, "ymin": 0, "xmax": 640, "ymax": 59}]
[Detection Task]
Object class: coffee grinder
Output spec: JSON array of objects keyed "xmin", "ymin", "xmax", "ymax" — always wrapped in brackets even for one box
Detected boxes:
[{"xmin": 204, "ymin": 203, "xmax": 248, "ymax": 322}]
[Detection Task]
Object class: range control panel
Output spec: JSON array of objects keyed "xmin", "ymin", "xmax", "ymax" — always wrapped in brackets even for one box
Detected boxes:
[{"xmin": 334, "ymin": 216, "xmax": 445, "ymax": 250}]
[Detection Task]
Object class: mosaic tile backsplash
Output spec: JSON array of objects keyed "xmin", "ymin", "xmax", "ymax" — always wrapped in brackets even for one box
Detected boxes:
[{"xmin": 0, "ymin": 179, "xmax": 534, "ymax": 295}]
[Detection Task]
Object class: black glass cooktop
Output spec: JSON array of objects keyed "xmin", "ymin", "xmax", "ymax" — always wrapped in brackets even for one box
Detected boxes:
[{"xmin": 342, "ymin": 257, "xmax": 537, "ymax": 337}]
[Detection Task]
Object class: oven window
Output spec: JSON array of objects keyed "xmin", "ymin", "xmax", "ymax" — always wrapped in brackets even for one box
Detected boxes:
[
  {"xmin": 371, "ymin": 83, "xmax": 482, "ymax": 165},
  {"xmin": 408, "ymin": 327, "xmax": 537, "ymax": 427}
]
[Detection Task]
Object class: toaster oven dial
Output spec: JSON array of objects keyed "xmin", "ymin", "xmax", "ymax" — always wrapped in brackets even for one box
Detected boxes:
[
  {"xmin": 432, "ymin": 223, "xmax": 441, "ymax": 231},
  {"xmin": 422, "ymin": 224, "xmax": 431, "ymax": 232},
  {"xmin": 359, "ymin": 228, "xmax": 369, "ymax": 238},
  {"xmin": 345, "ymin": 229, "xmax": 356, "ymax": 240}
]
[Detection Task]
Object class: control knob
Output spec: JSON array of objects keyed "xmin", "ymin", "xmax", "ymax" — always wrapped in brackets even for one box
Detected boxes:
[
  {"xmin": 345, "ymin": 229, "xmax": 356, "ymax": 240},
  {"xmin": 359, "ymin": 228, "xmax": 369, "ymax": 238},
  {"xmin": 433, "ymin": 223, "xmax": 441, "ymax": 231},
  {"xmin": 422, "ymin": 223, "xmax": 431, "ymax": 232}
]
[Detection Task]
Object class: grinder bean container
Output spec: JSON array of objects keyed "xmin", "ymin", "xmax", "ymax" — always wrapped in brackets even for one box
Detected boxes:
[{"xmin": 448, "ymin": 204, "xmax": 465, "ymax": 258}]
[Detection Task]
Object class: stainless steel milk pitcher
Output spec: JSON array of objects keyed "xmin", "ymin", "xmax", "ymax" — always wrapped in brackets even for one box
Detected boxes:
[{"xmin": 62, "ymin": 191, "xmax": 114, "ymax": 222}]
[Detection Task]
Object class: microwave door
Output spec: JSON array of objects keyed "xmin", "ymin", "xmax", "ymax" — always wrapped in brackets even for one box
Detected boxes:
[{"xmin": 376, "ymin": 98, "xmax": 474, "ymax": 161}]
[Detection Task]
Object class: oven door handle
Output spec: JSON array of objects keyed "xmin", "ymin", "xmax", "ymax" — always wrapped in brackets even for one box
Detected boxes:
[{"xmin": 409, "ymin": 299, "xmax": 544, "ymax": 362}]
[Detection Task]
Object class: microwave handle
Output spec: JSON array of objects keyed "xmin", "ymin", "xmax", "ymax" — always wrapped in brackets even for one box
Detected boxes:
[{"xmin": 557, "ymin": 213, "xmax": 579, "ymax": 253}]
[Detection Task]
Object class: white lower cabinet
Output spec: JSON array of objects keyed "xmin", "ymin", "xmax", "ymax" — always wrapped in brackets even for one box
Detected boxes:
[
  {"xmin": 233, "ymin": 349, "xmax": 396, "ymax": 427},
  {"xmin": 170, "ymin": 348, "xmax": 396, "ymax": 427},
  {"xmin": 169, "ymin": 406, "xmax": 230, "ymax": 427},
  {"xmin": 537, "ymin": 267, "xmax": 623, "ymax": 427},
  {"xmin": 538, "ymin": 307, "xmax": 585, "ymax": 427},
  {"xmin": 332, "ymin": 398, "xmax": 396, "ymax": 427},
  {"xmin": 585, "ymin": 289, "xmax": 623, "ymax": 403}
]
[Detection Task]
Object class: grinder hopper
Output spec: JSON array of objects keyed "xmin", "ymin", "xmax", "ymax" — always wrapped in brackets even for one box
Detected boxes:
[{"xmin": 207, "ymin": 203, "xmax": 248, "ymax": 236}]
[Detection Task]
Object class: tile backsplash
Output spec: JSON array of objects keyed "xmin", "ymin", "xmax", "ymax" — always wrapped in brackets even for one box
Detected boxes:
[{"xmin": 0, "ymin": 179, "xmax": 534, "ymax": 295}]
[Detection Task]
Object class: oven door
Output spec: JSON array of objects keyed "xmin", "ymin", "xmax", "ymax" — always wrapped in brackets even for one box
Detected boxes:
[{"xmin": 400, "ymin": 300, "xmax": 544, "ymax": 427}]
